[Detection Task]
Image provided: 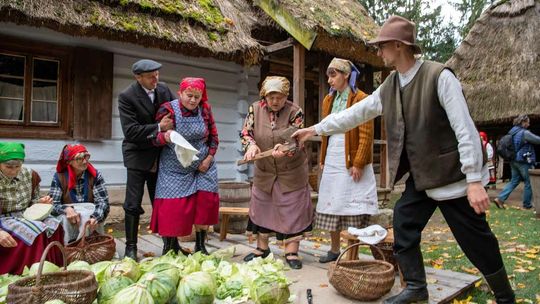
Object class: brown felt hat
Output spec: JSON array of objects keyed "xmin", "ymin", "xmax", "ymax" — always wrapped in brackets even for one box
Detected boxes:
[{"xmin": 368, "ymin": 15, "xmax": 422, "ymax": 54}]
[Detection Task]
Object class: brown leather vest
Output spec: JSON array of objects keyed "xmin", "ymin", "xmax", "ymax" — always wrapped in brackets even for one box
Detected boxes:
[
  {"xmin": 379, "ymin": 61, "xmax": 466, "ymax": 191},
  {"xmin": 252, "ymin": 101, "xmax": 308, "ymax": 194},
  {"xmin": 57, "ymin": 173, "xmax": 95, "ymax": 204}
]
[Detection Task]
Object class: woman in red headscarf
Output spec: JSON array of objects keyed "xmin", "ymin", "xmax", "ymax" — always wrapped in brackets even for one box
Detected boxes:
[
  {"xmin": 151, "ymin": 78, "xmax": 219, "ymax": 255},
  {"xmin": 50, "ymin": 144, "xmax": 110, "ymax": 244},
  {"xmin": 479, "ymin": 131, "xmax": 497, "ymax": 187}
]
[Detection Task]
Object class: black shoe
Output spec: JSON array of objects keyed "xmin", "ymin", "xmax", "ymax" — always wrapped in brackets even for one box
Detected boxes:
[
  {"xmin": 319, "ymin": 250, "xmax": 340, "ymax": 263},
  {"xmin": 484, "ymin": 267, "xmax": 515, "ymax": 304},
  {"xmin": 493, "ymin": 198, "xmax": 505, "ymax": 209},
  {"xmin": 162, "ymin": 237, "xmax": 176, "ymax": 256},
  {"xmin": 285, "ymin": 252, "xmax": 302, "ymax": 269},
  {"xmin": 194, "ymin": 230, "xmax": 209, "ymax": 255},
  {"xmin": 243, "ymin": 247, "xmax": 271, "ymax": 262},
  {"xmin": 171, "ymin": 239, "xmax": 191, "ymax": 256},
  {"xmin": 383, "ymin": 247, "xmax": 428, "ymax": 304},
  {"xmin": 523, "ymin": 205, "xmax": 532, "ymax": 210},
  {"xmin": 124, "ymin": 214, "xmax": 139, "ymax": 261}
]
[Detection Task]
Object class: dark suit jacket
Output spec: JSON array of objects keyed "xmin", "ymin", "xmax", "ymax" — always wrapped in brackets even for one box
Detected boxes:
[{"xmin": 118, "ymin": 81, "xmax": 176, "ymax": 171}]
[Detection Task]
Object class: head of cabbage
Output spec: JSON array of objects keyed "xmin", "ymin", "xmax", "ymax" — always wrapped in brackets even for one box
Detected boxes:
[
  {"xmin": 176, "ymin": 271, "xmax": 216, "ymax": 304},
  {"xmin": 138, "ymin": 272, "xmax": 176, "ymax": 304},
  {"xmin": 111, "ymin": 283, "xmax": 155, "ymax": 304},
  {"xmin": 97, "ymin": 276, "xmax": 134, "ymax": 304},
  {"xmin": 104, "ymin": 257, "xmax": 141, "ymax": 281},
  {"xmin": 28, "ymin": 261, "xmax": 60, "ymax": 276},
  {"xmin": 66, "ymin": 260, "xmax": 91, "ymax": 272},
  {"xmin": 250, "ymin": 276, "xmax": 290, "ymax": 304}
]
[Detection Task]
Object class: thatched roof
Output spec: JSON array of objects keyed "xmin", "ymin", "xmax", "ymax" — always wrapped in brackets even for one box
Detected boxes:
[
  {"xmin": 447, "ymin": 0, "xmax": 540, "ymax": 125},
  {"xmin": 0, "ymin": 0, "xmax": 382, "ymax": 67}
]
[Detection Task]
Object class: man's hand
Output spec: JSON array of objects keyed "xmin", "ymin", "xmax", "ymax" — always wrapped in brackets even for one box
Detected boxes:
[
  {"xmin": 272, "ymin": 144, "xmax": 287, "ymax": 159},
  {"xmin": 159, "ymin": 113, "xmax": 173, "ymax": 131},
  {"xmin": 38, "ymin": 195, "xmax": 53, "ymax": 204},
  {"xmin": 350, "ymin": 166, "xmax": 363, "ymax": 183},
  {"xmin": 320, "ymin": 163, "xmax": 324, "ymax": 171},
  {"xmin": 244, "ymin": 145, "xmax": 260, "ymax": 161},
  {"xmin": 467, "ymin": 182, "xmax": 490, "ymax": 214},
  {"xmin": 291, "ymin": 127, "xmax": 317, "ymax": 147},
  {"xmin": 198, "ymin": 155, "xmax": 213, "ymax": 173},
  {"xmin": 66, "ymin": 207, "xmax": 81, "ymax": 225},
  {"xmin": 88, "ymin": 218, "xmax": 99, "ymax": 232},
  {"xmin": 0, "ymin": 230, "xmax": 17, "ymax": 248}
]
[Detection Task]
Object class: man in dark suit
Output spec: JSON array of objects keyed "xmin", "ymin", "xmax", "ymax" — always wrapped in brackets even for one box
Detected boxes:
[{"xmin": 118, "ymin": 59, "xmax": 176, "ymax": 260}]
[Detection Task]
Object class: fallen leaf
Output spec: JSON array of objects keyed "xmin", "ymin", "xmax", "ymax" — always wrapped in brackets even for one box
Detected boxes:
[
  {"xmin": 461, "ymin": 266, "xmax": 479, "ymax": 274},
  {"xmin": 427, "ymin": 278, "xmax": 438, "ymax": 284},
  {"xmin": 107, "ymin": 228, "xmax": 114, "ymax": 234},
  {"xmin": 474, "ymin": 280, "xmax": 482, "ymax": 288},
  {"xmin": 516, "ymin": 283, "xmax": 526, "ymax": 289},
  {"xmin": 514, "ymin": 268, "xmax": 529, "ymax": 273},
  {"xmin": 525, "ymin": 254, "xmax": 537, "ymax": 259},
  {"xmin": 143, "ymin": 252, "xmax": 155, "ymax": 257},
  {"xmin": 319, "ymin": 284, "xmax": 328, "ymax": 288}
]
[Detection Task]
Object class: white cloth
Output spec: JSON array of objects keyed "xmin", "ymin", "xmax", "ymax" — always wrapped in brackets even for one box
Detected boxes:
[
  {"xmin": 317, "ymin": 134, "xmax": 378, "ymax": 215},
  {"xmin": 347, "ymin": 224, "xmax": 387, "ymax": 245},
  {"xmin": 61, "ymin": 203, "xmax": 104, "ymax": 244},
  {"xmin": 170, "ymin": 130, "xmax": 199, "ymax": 168},
  {"xmin": 314, "ymin": 59, "xmax": 489, "ymax": 201}
]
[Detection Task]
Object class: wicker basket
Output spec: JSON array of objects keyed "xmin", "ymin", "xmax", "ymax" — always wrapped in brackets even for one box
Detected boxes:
[
  {"xmin": 328, "ymin": 243, "xmax": 395, "ymax": 301},
  {"xmin": 65, "ymin": 221, "xmax": 116, "ymax": 264},
  {"xmin": 370, "ymin": 241, "xmax": 398, "ymax": 270},
  {"xmin": 7, "ymin": 241, "xmax": 98, "ymax": 304}
]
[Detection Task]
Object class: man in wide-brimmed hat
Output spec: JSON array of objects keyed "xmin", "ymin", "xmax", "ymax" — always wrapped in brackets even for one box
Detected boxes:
[{"xmin": 293, "ymin": 16, "xmax": 515, "ymax": 304}]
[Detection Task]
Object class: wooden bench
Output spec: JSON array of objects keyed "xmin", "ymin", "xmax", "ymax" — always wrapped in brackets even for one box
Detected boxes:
[
  {"xmin": 218, "ymin": 207, "xmax": 249, "ymax": 241},
  {"xmin": 340, "ymin": 228, "xmax": 394, "ymax": 260}
]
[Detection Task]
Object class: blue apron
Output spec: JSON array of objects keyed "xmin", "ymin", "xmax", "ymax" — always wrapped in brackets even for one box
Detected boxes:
[{"xmin": 155, "ymin": 100, "xmax": 218, "ymax": 199}]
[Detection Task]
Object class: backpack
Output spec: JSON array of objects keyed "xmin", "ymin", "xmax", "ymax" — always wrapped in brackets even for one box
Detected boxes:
[{"xmin": 496, "ymin": 129, "xmax": 523, "ymax": 161}]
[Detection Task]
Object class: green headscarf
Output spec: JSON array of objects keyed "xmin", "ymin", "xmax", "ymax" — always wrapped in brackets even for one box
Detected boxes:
[{"xmin": 0, "ymin": 142, "xmax": 25, "ymax": 163}]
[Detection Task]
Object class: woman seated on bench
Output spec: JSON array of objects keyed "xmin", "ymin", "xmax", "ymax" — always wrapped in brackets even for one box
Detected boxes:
[
  {"xmin": 50, "ymin": 144, "xmax": 110, "ymax": 244},
  {"xmin": 0, "ymin": 142, "xmax": 63, "ymax": 275}
]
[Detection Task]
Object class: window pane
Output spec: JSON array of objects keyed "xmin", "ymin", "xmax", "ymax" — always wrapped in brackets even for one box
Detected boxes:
[
  {"xmin": 0, "ymin": 77, "xmax": 24, "ymax": 99},
  {"xmin": 0, "ymin": 99, "xmax": 23, "ymax": 121},
  {"xmin": 31, "ymin": 101, "xmax": 57, "ymax": 123},
  {"xmin": 33, "ymin": 59, "xmax": 58, "ymax": 80},
  {"xmin": 0, "ymin": 54, "xmax": 25, "ymax": 77},
  {"xmin": 32, "ymin": 81, "xmax": 57, "ymax": 101}
]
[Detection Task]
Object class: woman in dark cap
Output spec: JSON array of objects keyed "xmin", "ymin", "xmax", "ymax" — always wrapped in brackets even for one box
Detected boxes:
[{"xmin": 0, "ymin": 142, "xmax": 63, "ymax": 275}]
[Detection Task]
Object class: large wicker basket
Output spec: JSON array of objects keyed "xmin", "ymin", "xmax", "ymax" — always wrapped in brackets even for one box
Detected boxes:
[
  {"xmin": 328, "ymin": 243, "xmax": 395, "ymax": 301},
  {"xmin": 65, "ymin": 221, "xmax": 116, "ymax": 264},
  {"xmin": 7, "ymin": 241, "xmax": 98, "ymax": 304},
  {"xmin": 370, "ymin": 241, "xmax": 398, "ymax": 270}
]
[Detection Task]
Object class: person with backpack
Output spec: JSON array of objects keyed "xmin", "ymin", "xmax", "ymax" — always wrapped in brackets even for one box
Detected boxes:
[{"xmin": 494, "ymin": 115, "xmax": 540, "ymax": 209}]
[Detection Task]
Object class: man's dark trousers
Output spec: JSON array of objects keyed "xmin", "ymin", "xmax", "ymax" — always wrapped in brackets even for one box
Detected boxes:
[{"xmin": 393, "ymin": 176, "xmax": 504, "ymax": 276}]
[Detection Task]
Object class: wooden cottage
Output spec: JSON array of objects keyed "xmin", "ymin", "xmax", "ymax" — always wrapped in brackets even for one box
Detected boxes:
[
  {"xmin": 0, "ymin": 0, "xmax": 389, "ymax": 192},
  {"xmin": 447, "ymin": 0, "xmax": 540, "ymax": 138}
]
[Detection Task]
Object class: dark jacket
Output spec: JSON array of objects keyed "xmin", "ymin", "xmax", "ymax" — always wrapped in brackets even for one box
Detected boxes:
[{"xmin": 118, "ymin": 81, "xmax": 175, "ymax": 170}]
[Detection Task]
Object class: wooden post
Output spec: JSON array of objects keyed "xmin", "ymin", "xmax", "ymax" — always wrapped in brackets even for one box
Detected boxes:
[
  {"xmin": 293, "ymin": 43, "xmax": 305, "ymax": 110},
  {"xmin": 318, "ymin": 54, "xmax": 328, "ymax": 121}
]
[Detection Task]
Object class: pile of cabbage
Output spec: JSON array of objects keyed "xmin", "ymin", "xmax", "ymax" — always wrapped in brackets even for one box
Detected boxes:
[{"xmin": 0, "ymin": 246, "xmax": 292, "ymax": 304}]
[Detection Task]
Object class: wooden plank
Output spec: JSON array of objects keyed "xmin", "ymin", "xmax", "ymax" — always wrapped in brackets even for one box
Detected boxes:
[
  {"xmin": 293, "ymin": 43, "xmax": 305, "ymax": 110},
  {"xmin": 264, "ymin": 38, "xmax": 294, "ymax": 53},
  {"xmin": 253, "ymin": 0, "xmax": 317, "ymax": 50}
]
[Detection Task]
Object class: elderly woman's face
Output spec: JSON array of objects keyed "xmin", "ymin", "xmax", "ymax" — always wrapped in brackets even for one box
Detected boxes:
[
  {"xmin": 69, "ymin": 152, "xmax": 90, "ymax": 174},
  {"xmin": 265, "ymin": 92, "xmax": 287, "ymax": 112},
  {"xmin": 180, "ymin": 88, "xmax": 203, "ymax": 111},
  {"xmin": 0, "ymin": 161, "xmax": 22, "ymax": 178}
]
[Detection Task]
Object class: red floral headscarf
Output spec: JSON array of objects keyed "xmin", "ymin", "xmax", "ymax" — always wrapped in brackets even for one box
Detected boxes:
[
  {"xmin": 56, "ymin": 144, "xmax": 97, "ymax": 190},
  {"xmin": 178, "ymin": 77, "xmax": 208, "ymax": 102},
  {"xmin": 479, "ymin": 131, "xmax": 488, "ymax": 143}
]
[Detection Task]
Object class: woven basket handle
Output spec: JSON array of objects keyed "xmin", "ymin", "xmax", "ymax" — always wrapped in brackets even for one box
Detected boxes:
[
  {"xmin": 79, "ymin": 220, "xmax": 94, "ymax": 247},
  {"xmin": 36, "ymin": 241, "xmax": 66, "ymax": 287},
  {"xmin": 335, "ymin": 242, "xmax": 388, "ymax": 265}
]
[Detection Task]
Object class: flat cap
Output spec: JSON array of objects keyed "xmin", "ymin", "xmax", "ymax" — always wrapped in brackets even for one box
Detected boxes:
[{"xmin": 132, "ymin": 59, "xmax": 162, "ymax": 74}]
